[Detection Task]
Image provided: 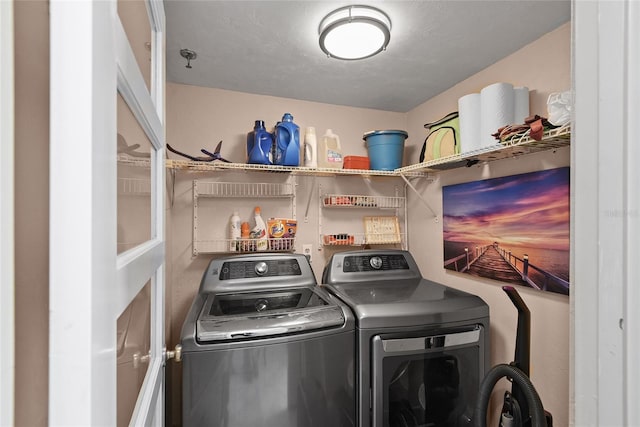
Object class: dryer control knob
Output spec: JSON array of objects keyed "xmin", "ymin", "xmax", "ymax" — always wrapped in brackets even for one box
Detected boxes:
[{"xmin": 255, "ymin": 261, "xmax": 269, "ymax": 276}]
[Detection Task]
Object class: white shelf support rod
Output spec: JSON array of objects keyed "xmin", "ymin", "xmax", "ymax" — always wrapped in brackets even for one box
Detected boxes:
[
  {"xmin": 304, "ymin": 176, "xmax": 316, "ymax": 223},
  {"xmin": 399, "ymin": 174, "xmax": 438, "ymax": 220},
  {"xmin": 401, "ymin": 185, "xmax": 408, "ymax": 251},
  {"xmin": 318, "ymin": 183, "xmax": 323, "ymax": 247},
  {"xmin": 291, "ymin": 175, "xmax": 297, "ymax": 221},
  {"xmin": 192, "ymin": 180, "xmax": 199, "ymax": 256}
]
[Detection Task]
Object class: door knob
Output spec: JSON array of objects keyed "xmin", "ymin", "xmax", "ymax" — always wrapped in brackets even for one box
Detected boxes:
[{"xmin": 166, "ymin": 344, "xmax": 182, "ymax": 363}]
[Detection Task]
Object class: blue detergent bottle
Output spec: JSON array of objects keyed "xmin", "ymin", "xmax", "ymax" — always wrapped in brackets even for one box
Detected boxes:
[
  {"xmin": 246, "ymin": 120, "xmax": 273, "ymax": 165},
  {"xmin": 274, "ymin": 113, "xmax": 300, "ymax": 166}
]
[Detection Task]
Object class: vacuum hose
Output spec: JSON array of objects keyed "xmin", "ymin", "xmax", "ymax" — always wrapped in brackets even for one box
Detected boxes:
[{"xmin": 473, "ymin": 364, "xmax": 546, "ymax": 427}]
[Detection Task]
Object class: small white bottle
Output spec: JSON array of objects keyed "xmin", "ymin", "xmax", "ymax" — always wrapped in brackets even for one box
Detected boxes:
[
  {"xmin": 229, "ymin": 210, "xmax": 241, "ymax": 251},
  {"xmin": 251, "ymin": 206, "xmax": 268, "ymax": 251},
  {"xmin": 304, "ymin": 127, "xmax": 318, "ymax": 168}
]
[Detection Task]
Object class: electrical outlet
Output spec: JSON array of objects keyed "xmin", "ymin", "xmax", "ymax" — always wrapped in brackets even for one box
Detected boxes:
[{"xmin": 303, "ymin": 244, "xmax": 313, "ymax": 264}]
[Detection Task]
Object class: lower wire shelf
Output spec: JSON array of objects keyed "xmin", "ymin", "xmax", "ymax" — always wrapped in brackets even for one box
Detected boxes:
[
  {"xmin": 321, "ymin": 233, "xmax": 405, "ymax": 247},
  {"xmin": 194, "ymin": 238, "xmax": 296, "ymax": 255}
]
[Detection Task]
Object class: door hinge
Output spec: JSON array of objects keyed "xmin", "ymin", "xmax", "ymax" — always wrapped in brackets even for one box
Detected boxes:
[{"xmin": 166, "ymin": 344, "xmax": 182, "ymax": 363}]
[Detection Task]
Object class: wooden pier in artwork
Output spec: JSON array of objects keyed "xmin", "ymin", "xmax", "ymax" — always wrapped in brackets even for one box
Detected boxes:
[
  {"xmin": 467, "ymin": 245, "xmax": 524, "ymax": 283},
  {"xmin": 444, "ymin": 243, "xmax": 569, "ymax": 292}
]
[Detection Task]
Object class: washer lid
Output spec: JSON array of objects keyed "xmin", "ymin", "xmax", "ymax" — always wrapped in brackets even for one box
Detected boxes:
[
  {"xmin": 196, "ymin": 287, "xmax": 345, "ymax": 342},
  {"xmin": 325, "ymin": 278, "xmax": 489, "ymax": 329}
]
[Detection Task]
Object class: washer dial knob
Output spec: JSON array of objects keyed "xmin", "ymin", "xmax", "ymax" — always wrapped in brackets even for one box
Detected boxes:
[
  {"xmin": 370, "ymin": 256, "xmax": 383, "ymax": 270},
  {"xmin": 255, "ymin": 261, "xmax": 269, "ymax": 276},
  {"xmin": 255, "ymin": 299, "xmax": 269, "ymax": 312}
]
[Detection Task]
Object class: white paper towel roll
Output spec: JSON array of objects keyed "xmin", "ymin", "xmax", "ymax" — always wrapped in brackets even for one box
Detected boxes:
[
  {"xmin": 480, "ymin": 82, "xmax": 514, "ymax": 147},
  {"xmin": 514, "ymin": 86, "xmax": 530, "ymax": 124},
  {"xmin": 458, "ymin": 93, "xmax": 481, "ymax": 154}
]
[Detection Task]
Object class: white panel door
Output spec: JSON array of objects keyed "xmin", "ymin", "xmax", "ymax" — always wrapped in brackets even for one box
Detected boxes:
[
  {"xmin": 0, "ymin": 1, "xmax": 15, "ymax": 425},
  {"xmin": 573, "ymin": 0, "xmax": 640, "ymax": 425},
  {"xmin": 49, "ymin": 1, "xmax": 166, "ymax": 425}
]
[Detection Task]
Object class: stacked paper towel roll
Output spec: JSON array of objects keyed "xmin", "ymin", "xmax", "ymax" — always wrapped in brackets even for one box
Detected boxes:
[
  {"xmin": 513, "ymin": 86, "xmax": 530, "ymax": 124},
  {"xmin": 458, "ymin": 93, "xmax": 482, "ymax": 153},
  {"xmin": 480, "ymin": 83, "xmax": 514, "ymax": 148},
  {"xmin": 457, "ymin": 83, "xmax": 529, "ymax": 154}
]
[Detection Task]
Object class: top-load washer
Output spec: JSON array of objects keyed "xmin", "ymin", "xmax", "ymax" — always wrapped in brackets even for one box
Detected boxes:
[
  {"xmin": 322, "ymin": 250, "xmax": 490, "ymax": 427},
  {"xmin": 181, "ymin": 253, "xmax": 355, "ymax": 427}
]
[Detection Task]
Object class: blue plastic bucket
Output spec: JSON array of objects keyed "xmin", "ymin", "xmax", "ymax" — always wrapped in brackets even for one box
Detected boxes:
[{"xmin": 363, "ymin": 130, "xmax": 408, "ymax": 170}]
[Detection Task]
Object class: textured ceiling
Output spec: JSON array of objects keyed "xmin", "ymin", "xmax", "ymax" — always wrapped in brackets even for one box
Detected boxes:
[{"xmin": 165, "ymin": 1, "xmax": 570, "ymax": 113}]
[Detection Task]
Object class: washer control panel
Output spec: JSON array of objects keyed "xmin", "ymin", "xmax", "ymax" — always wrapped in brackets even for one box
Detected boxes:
[
  {"xmin": 219, "ymin": 259, "xmax": 302, "ymax": 280},
  {"xmin": 342, "ymin": 254, "xmax": 409, "ymax": 272}
]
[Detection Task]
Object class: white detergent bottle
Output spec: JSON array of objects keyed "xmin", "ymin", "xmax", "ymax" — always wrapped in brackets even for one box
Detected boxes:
[
  {"xmin": 304, "ymin": 127, "xmax": 318, "ymax": 168},
  {"xmin": 251, "ymin": 206, "xmax": 268, "ymax": 251},
  {"xmin": 318, "ymin": 129, "xmax": 343, "ymax": 169},
  {"xmin": 229, "ymin": 210, "xmax": 241, "ymax": 251}
]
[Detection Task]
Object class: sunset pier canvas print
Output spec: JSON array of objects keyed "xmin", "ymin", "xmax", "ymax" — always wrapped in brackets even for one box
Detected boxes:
[{"xmin": 442, "ymin": 167, "xmax": 570, "ymax": 295}]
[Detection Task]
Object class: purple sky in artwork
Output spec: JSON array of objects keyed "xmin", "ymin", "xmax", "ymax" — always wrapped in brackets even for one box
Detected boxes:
[{"xmin": 443, "ymin": 167, "xmax": 570, "ymax": 251}]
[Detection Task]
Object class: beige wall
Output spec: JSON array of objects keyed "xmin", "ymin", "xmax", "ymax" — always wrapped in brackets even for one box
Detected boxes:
[
  {"xmin": 405, "ymin": 22, "xmax": 571, "ymax": 426},
  {"xmin": 406, "ymin": 23, "xmax": 571, "ymax": 164},
  {"xmin": 167, "ymin": 83, "xmax": 408, "ymax": 164},
  {"xmin": 14, "ymin": 0, "xmax": 49, "ymax": 425}
]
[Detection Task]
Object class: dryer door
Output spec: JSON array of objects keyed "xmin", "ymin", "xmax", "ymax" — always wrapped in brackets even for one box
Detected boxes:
[{"xmin": 371, "ymin": 326, "xmax": 485, "ymax": 427}]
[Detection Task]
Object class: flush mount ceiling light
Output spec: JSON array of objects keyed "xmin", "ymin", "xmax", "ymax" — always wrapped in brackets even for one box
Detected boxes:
[{"xmin": 318, "ymin": 5, "xmax": 391, "ymax": 60}]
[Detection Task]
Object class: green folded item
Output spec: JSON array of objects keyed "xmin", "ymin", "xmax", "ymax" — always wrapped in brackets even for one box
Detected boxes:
[{"xmin": 420, "ymin": 112, "xmax": 460, "ymax": 162}]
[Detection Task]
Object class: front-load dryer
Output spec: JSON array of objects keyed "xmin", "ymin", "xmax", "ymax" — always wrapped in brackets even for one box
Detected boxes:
[{"xmin": 322, "ymin": 249, "xmax": 490, "ymax": 427}]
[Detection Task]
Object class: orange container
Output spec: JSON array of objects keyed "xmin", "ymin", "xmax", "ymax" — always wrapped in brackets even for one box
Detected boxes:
[
  {"xmin": 343, "ymin": 156, "xmax": 370, "ymax": 170},
  {"xmin": 323, "ymin": 234, "xmax": 355, "ymax": 245}
]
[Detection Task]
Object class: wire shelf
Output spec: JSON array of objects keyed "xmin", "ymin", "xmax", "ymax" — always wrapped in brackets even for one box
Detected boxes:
[
  {"xmin": 399, "ymin": 124, "xmax": 571, "ymax": 173},
  {"xmin": 321, "ymin": 233, "xmax": 406, "ymax": 246},
  {"xmin": 166, "ymin": 159, "xmax": 426, "ymax": 177},
  {"xmin": 118, "ymin": 155, "xmax": 152, "ymax": 168},
  {"xmin": 194, "ymin": 238, "xmax": 296, "ymax": 254},
  {"xmin": 194, "ymin": 181, "xmax": 295, "ymax": 198},
  {"xmin": 118, "ymin": 178, "xmax": 151, "ymax": 195},
  {"xmin": 322, "ymin": 194, "xmax": 404, "ymax": 209},
  {"xmin": 126, "ymin": 127, "xmax": 569, "ymax": 179}
]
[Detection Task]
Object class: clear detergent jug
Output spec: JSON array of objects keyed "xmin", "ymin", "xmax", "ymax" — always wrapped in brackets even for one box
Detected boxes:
[
  {"xmin": 273, "ymin": 113, "xmax": 300, "ymax": 166},
  {"xmin": 318, "ymin": 129, "xmax": 343, "ymax": 169},
  {"xmin": 247, "ymin": 120, "xmax": 273, "ymax": 165}
]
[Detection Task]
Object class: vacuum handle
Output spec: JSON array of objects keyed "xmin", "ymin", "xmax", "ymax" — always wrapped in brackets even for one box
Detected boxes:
[
  {"xmin": 502, "ymin": 286, "xmax": 530, "ymax": 375},
  {"xmin": 502, "ymin": 286, "xmax": 532, "ymax": 427},
  {"xmin": 503, "ymin": 285, "xmax": 530, "ymax": 316}
]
